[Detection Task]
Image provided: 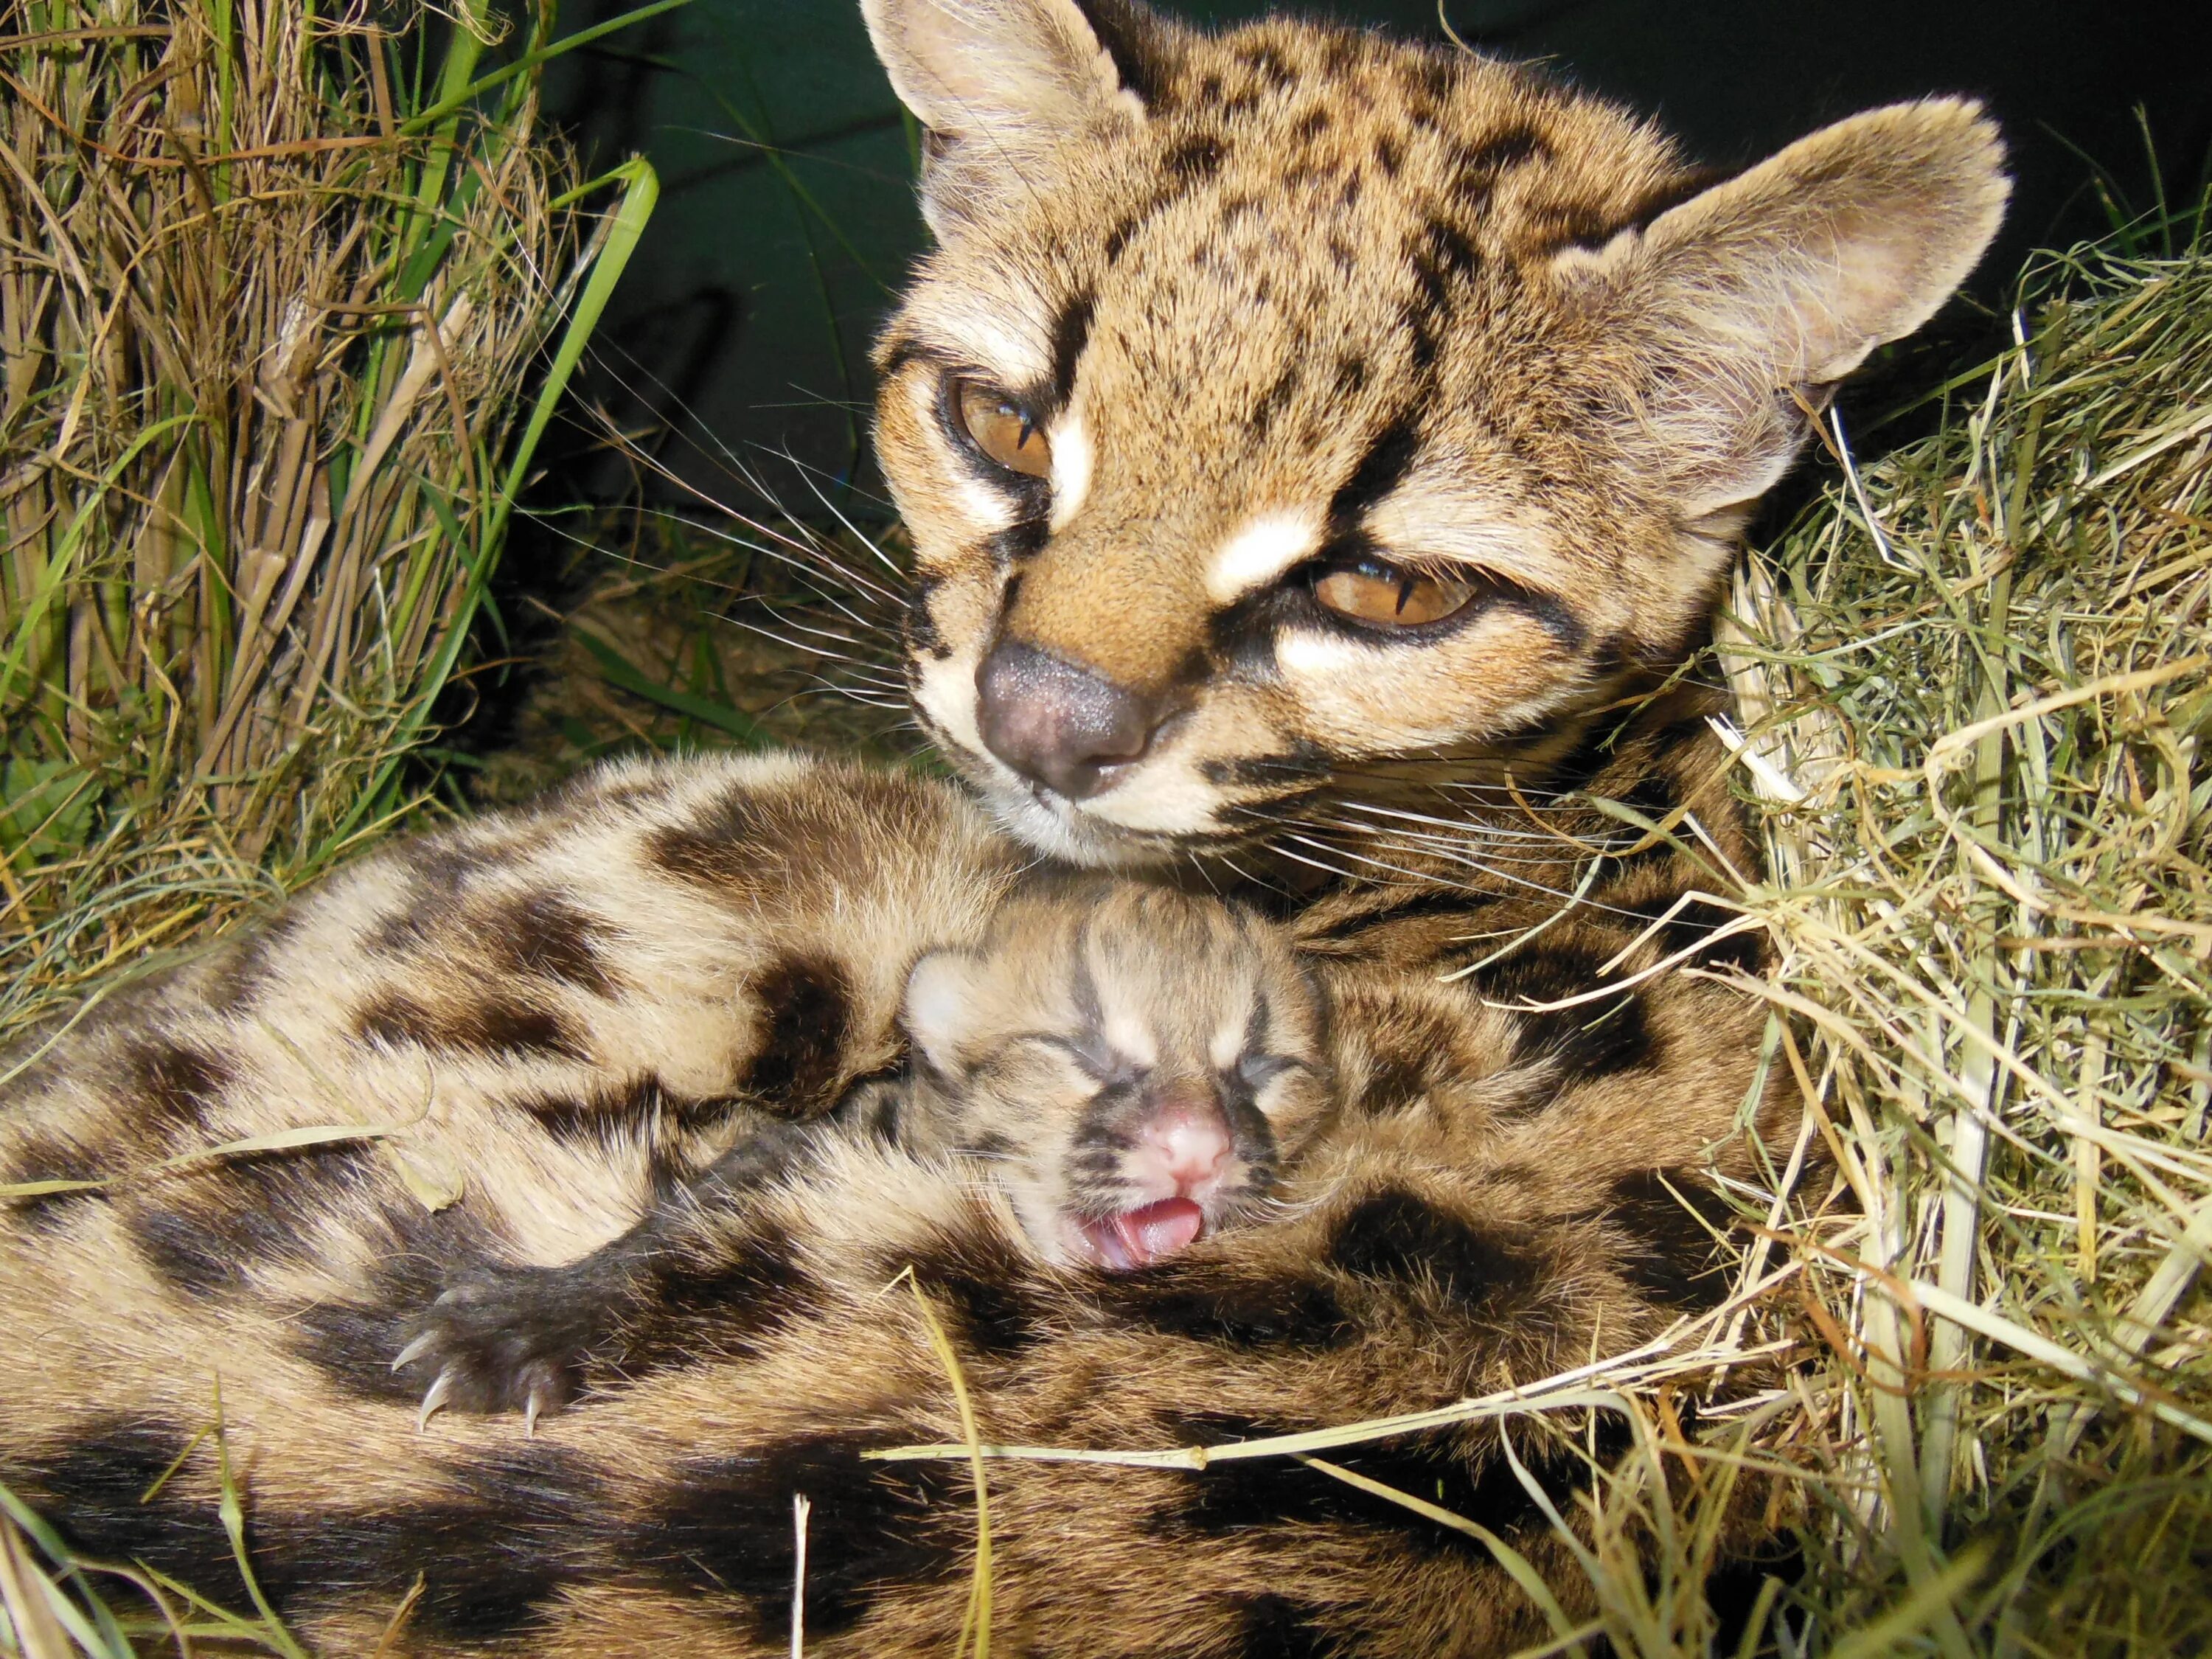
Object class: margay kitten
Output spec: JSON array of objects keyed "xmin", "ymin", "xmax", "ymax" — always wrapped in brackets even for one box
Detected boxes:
[{"xmin": 1, "ymin": 0, "xmax": 2006, "ymax": 1652}]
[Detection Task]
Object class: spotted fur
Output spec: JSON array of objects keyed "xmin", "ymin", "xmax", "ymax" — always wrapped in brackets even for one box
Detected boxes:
[{"xmin": 1, "ymin": 0, "xmax": 2010, "ymax": 1650}]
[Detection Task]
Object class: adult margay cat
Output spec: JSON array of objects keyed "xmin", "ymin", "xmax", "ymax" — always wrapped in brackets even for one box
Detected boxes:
[{"xmin": 1, "ymin": 1, "xmax": 2004, "ymax": 1652}]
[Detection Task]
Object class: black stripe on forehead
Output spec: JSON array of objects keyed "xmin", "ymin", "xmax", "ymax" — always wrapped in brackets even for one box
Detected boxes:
[
  {"xmin": 1326, "ymin": 417, "xmax": 1423, "ymax": 532},
  {"xmin": 1047, "ymin": 288, "xmax": 1096, "ymax": 408}
]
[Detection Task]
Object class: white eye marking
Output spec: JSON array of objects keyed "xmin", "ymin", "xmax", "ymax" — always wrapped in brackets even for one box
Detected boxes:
[
  {"xmin": 1366, "ymin": 490, "xmax": 1565, "ymax": 588},
  {"xmin": 1048, "ymin": 408, "xmax": 1093, "ymax": 529},
  {"xmin": 1276, "ymin": 627, "xmax": 1385, "ymax": 678},
  {"xmin": 1099, "ymin": 1001, "xmax": 1160, "ymax": 1071},
  {"xmin": 1204, "ymin": 510, "xmax": 1324, "ymax": 605},
  {"xmin": 914, "ymin": 290, "xmax": 1051, "ymax": 389},
  {"xmin": 952, "ymin": 471, "xmax": 1019, "ymax": 532},
  {"xmin": 1210, "ymin": 999, "xmax": 1253, "ymax": 1071}
]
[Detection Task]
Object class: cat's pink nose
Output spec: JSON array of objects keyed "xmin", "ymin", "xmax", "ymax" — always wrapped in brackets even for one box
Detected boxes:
[
  {"xmin": 975, "ymin": 639, "xmax": 1163, "ymax": 800},
  {"xmin": 1134, "ymin": 1097, "xmax": 1233, "ymax": 1196}
]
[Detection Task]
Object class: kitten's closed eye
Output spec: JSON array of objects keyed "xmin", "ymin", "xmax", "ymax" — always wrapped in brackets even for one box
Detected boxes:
[{"xmin": 1234, "ymin": 1053, "xmax": 1306, "ymax": 1090}]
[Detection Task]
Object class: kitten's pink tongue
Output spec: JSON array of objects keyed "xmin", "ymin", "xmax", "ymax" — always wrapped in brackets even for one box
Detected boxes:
[{"xmin": 1082, "ymin": 1198, "xmax": 1206, "ymax": 1270}]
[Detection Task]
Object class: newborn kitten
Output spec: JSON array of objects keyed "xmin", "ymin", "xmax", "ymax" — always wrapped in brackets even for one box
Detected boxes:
[
  {"xmin": 400, "ymin": 877, "xmax": 1335, "ymax": 1425},
  {"xmin": 884, "ymin": 878, "xmax": 1334, "ymax": 1268}
]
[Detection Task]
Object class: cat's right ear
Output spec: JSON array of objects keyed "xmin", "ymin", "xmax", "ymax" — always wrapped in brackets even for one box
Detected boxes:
[
  {"xmin": 862, "ymin": 0, "xmax": 1164, "ymax": 232},
  {"xmin": 860, "ymin": 0, "xmax": 1158, "ymax": 139},
  {"xmin": 902, "ymin": 947, "xmax": 984, "ymax": 1078}
]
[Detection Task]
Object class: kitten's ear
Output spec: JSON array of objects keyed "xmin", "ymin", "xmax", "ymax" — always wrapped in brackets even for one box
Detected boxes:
[
  {"xmin": 902, "ymin": 948, "xmax": 984, "ymax": 1077},
  {"xmin": 860, "ymin": 0, "xmax": 1158, "ymax": 142},
  {"xmin": 1562, "ymin": 100, "xmax": 2008, "ymax": 521}
]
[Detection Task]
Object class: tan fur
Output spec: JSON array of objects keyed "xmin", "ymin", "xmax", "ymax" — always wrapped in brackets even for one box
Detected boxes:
[
  {"xmin": 0, "ymin": 1, "xmax": 2010, "ymax": 1650},
  {"xmin": 871, "ymin": 1, "xmax": 2004, "ymax": 865}
]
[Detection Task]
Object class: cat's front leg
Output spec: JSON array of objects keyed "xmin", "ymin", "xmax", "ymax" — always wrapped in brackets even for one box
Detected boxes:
[{"xmin": 394, "ymin": 1111, "xmax": 874, "ymax": 1429}]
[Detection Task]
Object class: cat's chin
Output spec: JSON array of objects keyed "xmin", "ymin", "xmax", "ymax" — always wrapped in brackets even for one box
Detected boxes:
[{"xmin": 960, "ymin": 773, "xmax": 1183, "ymax": 869}]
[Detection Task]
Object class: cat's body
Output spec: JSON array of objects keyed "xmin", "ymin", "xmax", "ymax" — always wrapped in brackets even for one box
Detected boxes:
[{"xmin": 0, "ymin": 0, "xmax": 2008, "ymax": 1651}]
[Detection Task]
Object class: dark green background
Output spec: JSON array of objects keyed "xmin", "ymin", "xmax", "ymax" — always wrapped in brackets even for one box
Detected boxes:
[{"xmin": 549, "ymin": 0, "xmax": 2211, "ymax": 506}]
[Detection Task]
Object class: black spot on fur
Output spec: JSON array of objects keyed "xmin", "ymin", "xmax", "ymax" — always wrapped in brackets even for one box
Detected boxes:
[
  {"xmin": 355, "ymin": 990, "xmax": 590, "ymax": 1063},
  {"xmin": 1313, "ymin": 886, "xmax": 1500, "ymax": 944},
  {"xmin": 1152, "ymin": 1411, "xmax": 1616, "ymax": 1557},
  {"xmin": 1093, "ymin": 1262, "xmax": 1352, "ymax": 1348},
  {"xmin": 1166, "ymin": 133, "xmax": 1225, "ymax": 182},
  {"xmin": 740, "ymin": 953, "xmax": 853, "ymax": 1111},
  {"xmin": 1403, "ymin": 303, "xmax": 1440, "ymax": 370},
  {"xmin": 647, "ymin": 779, "xmax": 772, "ymax": 891},
  {"xmin": 510, "ymin": 1073, "xmax": 660, "ymax": 1144},
  {"xmin": 1249, "ymin": 365, "xmax": 1300, "ymax": 439},
  {"xmin": 1620, "ymin": 771, "xmax": 1677, "ymax": 820},
  {"xmin": 1607, "ymin": 1169, "xmax": 1735, "ymax": 1311},
  {"xmin": 119, "ymin": 1037, "xmax": 232, "ymax": 1145},
  {"xmin": 1234, "ymin": 1592, "xmax": 1343, "ymax": 1658},
  {"xmin": 1375, "ymin": 133, "xmax": 1403, "ymax": 176},
  {"xmin": 1293, "ymin": 107, "xmax": 1329, "ymax": 142},
  {"xmin": 640, "ymin": 1430, "xmax": 963, "ymax": 1641},
  {"xmin": 122, "ymin": 1141, "xmax": 382, "ymax": 1298},
  {"xmin": 622, "ymin": 1217, "xmax": 827, "ymax": 1377},
  {"xmin": 32, "ymin": 1433, "xmax": 597, "ymax": 1655},
  {"xmin": 123, "ymin": 1203, "xmax": 250, "ymax": 1296},
  {"xmin": 13, "ymin": 1419, "xmax": 237, "ymax": 1601},
  {"xmin": 1464, "ymin": 945, "xmax": 1655, "ymax": 1079},
  {"xmin": 17, "ymin": 1422, "xmax": 587, "ymax": 1641},
  {"xmin": 1237, "ymin": 42, "xmax": 1295, "ymax": 90},
  {"xmin": 1326, "ymin": 1189, "xmax": 1540, "ymax": 1315},
  {"xmin": 907, "ymin": 1224, "xmax": 1048, "ymax": 1360},
  {"xmin": 474, "ymin": 889, "xmax": 617, "ymax": 996},
  {"xmin": 1334, "ymin": 352, "xmax": 1368, "ymax": 394},
  {"xmin": 1199, "ymin": 749, "xmax": 1330, "ymax": 790},
  {"xmin": 1458, "ymin": 123, "xmax": 1547, "ymax": 192},
  {"xmin": 2, "ymin": 1131, "xmax": 106, "ymax": 1230},
  {"xmin": 262, "ymin": 1444, "xmax": 594, "ymax": 1640},
  {"xmin": 1662, "ymin": 897, "xmax": 1769, "ymax": 974},
  {"xmin": 908, "ymin": 572, "xmax": 950, "ymax": 658}
]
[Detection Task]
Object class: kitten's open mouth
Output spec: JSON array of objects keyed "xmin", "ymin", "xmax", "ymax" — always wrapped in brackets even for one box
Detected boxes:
[{"xmin": 1074, "ymin": 1197, "xmax": 1206, "ymax": 1270}]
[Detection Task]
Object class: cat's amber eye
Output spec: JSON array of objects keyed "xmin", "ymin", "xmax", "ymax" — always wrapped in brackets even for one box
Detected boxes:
[
  {"xmin": 1311, "ymin": 556, "xmax": 1479, "ymax": 627},
  {"xmin": 953, "ymin": 379, "xmax": 1052, "ymax": 478}
]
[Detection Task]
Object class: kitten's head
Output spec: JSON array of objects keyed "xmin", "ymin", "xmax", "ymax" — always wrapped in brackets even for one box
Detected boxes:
[
  {"xmin": 863, "ymin": 0, "xmax": 2006, "ymax": 866},
  {"xmin": 899, "ymin": 879, "xmax": 1332, "ymax": 1267}
]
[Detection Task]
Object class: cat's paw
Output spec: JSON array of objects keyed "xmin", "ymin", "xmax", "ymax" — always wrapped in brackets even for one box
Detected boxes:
[{"xmin": 393, "ymin": 1264, "xmax": 613, "ymax": 1433}]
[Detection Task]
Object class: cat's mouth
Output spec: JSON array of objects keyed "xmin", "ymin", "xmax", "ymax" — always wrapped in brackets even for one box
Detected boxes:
[{"xmin": 1068, "ymin": 1197, "xmax": 1206, "ymax": 1270}]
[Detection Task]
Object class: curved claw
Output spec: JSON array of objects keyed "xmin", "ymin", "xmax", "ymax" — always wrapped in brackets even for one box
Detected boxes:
[
  {"xmin": 392, "ymin": 1332, "xmax": 435, "ymax": 1373},
  {"xmin": 524, "ymin": 1388, "xmax": 546, "ymax": 1439},
  {"xmin": 417, "ymin": 1367, "xmax": 456, "ymax": 1432}
]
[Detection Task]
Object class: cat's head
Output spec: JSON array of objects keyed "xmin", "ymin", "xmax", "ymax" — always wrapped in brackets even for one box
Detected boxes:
[{"xmin": 863, "ymin": 0, "xmax": 2006, "ymax": 866}]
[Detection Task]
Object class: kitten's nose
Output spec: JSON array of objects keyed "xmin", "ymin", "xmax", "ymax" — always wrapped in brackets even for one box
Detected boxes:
[
  {"xmin": 975, "ymin": 640, "xmax": 1160, "ymax": 801},
  {"xmin": 1135, "ymin": 1094, "xmax": 1234, "ymax": 1196}
]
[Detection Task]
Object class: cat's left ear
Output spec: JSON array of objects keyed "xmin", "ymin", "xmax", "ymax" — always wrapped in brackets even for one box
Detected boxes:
[
  {"xmin": 902, "ymin": 947, "xmax": 985, "ymax": 1078},
  {"xmin": 1558, "ymin": 100, "xmax": 2008, "ymax": 522}
]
